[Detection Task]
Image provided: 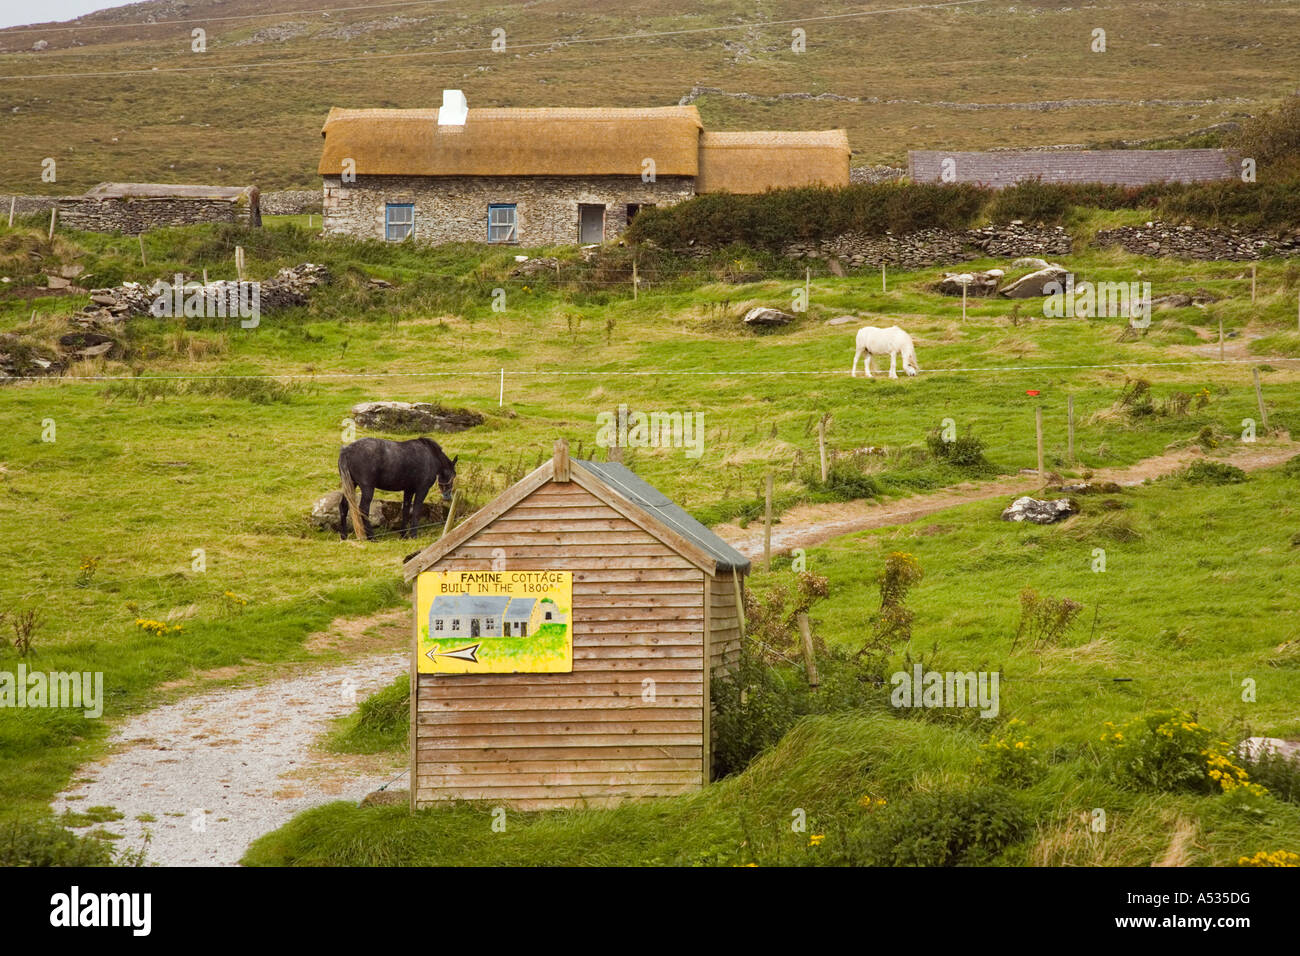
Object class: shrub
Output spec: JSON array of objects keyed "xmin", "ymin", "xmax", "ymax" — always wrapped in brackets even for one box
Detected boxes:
[
  {"xmin": 1010, "ymin": 588, "xmax": 1083, "ymax": 652},
  {"xmin": 925, "ymin": 427, "xmax": 990, "ymax": 469},
  {"xmin": 858, "ymin": 552, "xmax": 924, "ymax": 672},
  {"xmin": 711, "ymin": 647, "xmax": 882, "ymax": 778},
  {"xmin": 986, "ymin": 179, "xmax": 1071, "ymax": 224},
  {"xmin": 0, "ymin": 821, "xmax": 114, "ymax": 866},
  {"xmin": 837, "ymin": 785, "xmax": 1029, "ymax": 866},
  {"xmin": 626, "ymin": 182, "xmax": 987, "ymax": 250},
  {"xmin": 812, "ymin": 459, "xmax": 882, "ymax": 501},
  {"xmin": 1181, "ymin": 461, "xmax": 1248, "ymax": 485},
  {"xmin": 977, "ymin": 719, "xmax": 1046, "ymax": 788},
  {"xmin": 1230, "ymin": 94, "xmax": 1300, "ymax": 171},
  {"xmin": 741, "ymin": 570, "xmax": 830, "ymax": 661},
  {"xmin": 1101, "ymin": 711, "xmax": 1266, "ymax": 797},
  {"xmin": 1281, "ymin": 454, "xmax": 1300, "ymax": 479}
]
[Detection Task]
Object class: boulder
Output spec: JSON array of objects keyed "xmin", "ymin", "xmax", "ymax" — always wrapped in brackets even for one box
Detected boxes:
[
  {"xmin": 510, "ymin": 256, "xmax": 560, "ymax": 278},
  {"xmin": 350, "ymin": 400, "xmax": 484, "ymax": 433},
  {"xmin": 742, "ymin": 307, "xmax": 796, "ymax": 328},
  {"xmin": 309, "ymin": 490, "xmax": 448, "ymax": 534},
  {"xmin": 1000, "ymin": 496, "xmax": 1078, "ymax": 524},
  {"xmin": 1237, "ymin": 737, "xmax": 1300, "ymax": 763},
  {"xmin": 1000, "ymin": 265, "xmax": 1069, "ymax": 298},
  {"xmin": 936, "ymin": 270, "xmax": 1002, "ymax": 297}
]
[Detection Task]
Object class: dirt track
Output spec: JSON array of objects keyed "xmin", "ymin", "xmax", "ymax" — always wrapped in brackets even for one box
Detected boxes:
[{"xmin": 717, "ymin": 439, "xmax": 1298, "ymax": 560}]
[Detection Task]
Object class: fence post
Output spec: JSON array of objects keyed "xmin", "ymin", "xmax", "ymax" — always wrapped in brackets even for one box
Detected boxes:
[
  {"xmin": 235, "ymin": 245, "xmax": 245, "ymax": 280},
  {"xmin": 881, "ymin": 261, "xmax": 887, "ymax": 293},
  {"xmin": 1035, "ymin": 406, "xmax": 1045, "ymax": 477},
  {"xmin": 7, "ymin": 197, "xmax": 14, "ymax": 228},
  {"xmin": 1253, "ymin": 368, "xmax": 1269, "ymax": 431},
  {"xmin": 47, "ymin": 207, "xmax": 56, "ymax": 241},
  {"xmin": 817, "ymin": 415, "xmax": 828, "ymax": 483},
  {"xmin": 797, "ymin": 613, "xmax": 819, "ymax": 690},
  {"xmin": 1251, "ymin": 262, "xmax": 1257, "ymax": 303},
  {"xmin": 1067, "ymin": 394, "xmax": 1075, "ymax": 462},
  {"xmin": 1219, "ymin": 315, "xmax": 1225, "ymax": 361},
  {"xmin": 499, "ymin": 368, "xmax": 504, "ymax": 407},
  {"xmin": 763, "ymin": 472, "xmax": 773, "ymax": 572},
  {"xmin": 632, "ymin": 256, "xmax": 638, "ymax": 301},
  {"xmin": 440, "ymin": 491, "xmax": 459, "ymax": 539}
]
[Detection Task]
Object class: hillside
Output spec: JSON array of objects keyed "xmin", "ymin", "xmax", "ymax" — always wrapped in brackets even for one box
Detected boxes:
[{"xmin": 2, "ymin": 0, "xmax": 1300, "ymax": 190}]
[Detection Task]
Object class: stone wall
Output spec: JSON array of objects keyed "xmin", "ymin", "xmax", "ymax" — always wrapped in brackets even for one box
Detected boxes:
[
  {"xmin": 321, "ymin": 174, "xmax": 695, "ymax": 246},
  {"xmin": 1095, "ymin": 220, "xmax": 1300, "ymax": 260},
  {"xmin": 260, "ymin": 190, "xmax": 322, "ymax": 216},
  {"xmin": 56, "ymin": 196, "xmax": 260, "ymax": 234},
  {"xmin": 783, "ymin": 222, "xmax": 1074, "ymax": 270},
  {"xmin": 0, "ymin": 194, "xmax": 60, "ymax": 218}
]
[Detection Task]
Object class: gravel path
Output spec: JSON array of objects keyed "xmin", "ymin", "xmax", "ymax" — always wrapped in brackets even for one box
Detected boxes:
[
  {"xmin": 52, "ymin": 653, "xmax": 408, "ymax": 867},
  {"xmin": 718, "ymin": 439, "xmax": 1298, "ymax": 559}
]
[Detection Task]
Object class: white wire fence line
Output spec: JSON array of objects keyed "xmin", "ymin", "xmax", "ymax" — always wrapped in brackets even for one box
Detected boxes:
[
  {"xmin": 11, "ymin": 355, "xmax": 1300, "ymax": 383},
  {"xmin": 0, "ymin": 0, "xmax": 994, "ymax": 80}
]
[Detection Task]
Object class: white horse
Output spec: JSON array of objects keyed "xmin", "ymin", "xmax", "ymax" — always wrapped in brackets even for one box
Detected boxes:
[{"xmin": 851, "ymin": 325, "xmax": 920, "ymax": 378}]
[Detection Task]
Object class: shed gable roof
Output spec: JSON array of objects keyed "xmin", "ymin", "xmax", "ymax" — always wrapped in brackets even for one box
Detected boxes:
[
  {"xmin": 318, "ymin": 106, "xmax": 703, "ymax": 178},
  {"xmin": 402, "ymin": 458, "xmax": 751, "ymax": 581}
]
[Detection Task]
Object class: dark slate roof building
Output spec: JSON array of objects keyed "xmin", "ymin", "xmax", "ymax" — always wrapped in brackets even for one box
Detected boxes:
[{"xmin": 908, "ymin": 149, "xmax": 1238, "ymax": 188}]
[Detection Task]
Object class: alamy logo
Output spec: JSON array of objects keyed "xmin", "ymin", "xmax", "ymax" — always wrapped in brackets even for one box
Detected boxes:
[
  {"xmin": 595, "ymin": 404, "xmax": 704, "ymax": 459},
  {"xmin": 0, "ymin": 665, "xmax": 103, "ymax": 718},
  {"xmin": 1043, "ymin": 274, "xmax": 1151, "ymax": 327},
  {"xmin": 149, "ymin": 274, "xmax": 261, "ymax": 328},
  {"xmin": 49, "ymin": 886, "xmax": 151, "ymax": 936},
  {"xmin": 890, "ymin": 665, "xmax": 1000, "ymax": 717}
]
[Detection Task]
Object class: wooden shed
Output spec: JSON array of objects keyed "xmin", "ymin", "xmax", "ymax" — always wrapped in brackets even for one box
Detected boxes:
[{"xmin": 401, "ymin": 441, "xmax": 750, "ymax": 810}]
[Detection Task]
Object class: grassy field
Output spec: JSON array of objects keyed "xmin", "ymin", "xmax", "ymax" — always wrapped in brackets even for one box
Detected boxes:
[
  {"xmin": 3, "ymin": 0, "xmax": 1300, "ymax": 190},
  {"xmin": 2, "ymin": 207, "xmax": 1299, "ymax": 864},
  {"xmin": 246, "ymin": 459, "xmax": 1300, "ymax": 867}
]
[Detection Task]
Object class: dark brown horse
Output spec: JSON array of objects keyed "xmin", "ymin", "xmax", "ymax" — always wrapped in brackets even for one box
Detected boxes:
[{"xmin": 338, "ymin": 437, "xmax": 457, "ymax": 540}]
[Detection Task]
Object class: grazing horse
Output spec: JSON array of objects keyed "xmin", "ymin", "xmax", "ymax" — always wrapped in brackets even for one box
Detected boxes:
[
  {"xmin": 851, "ymin": 325, "xmax": 921, "ymax": 379},
  {"xmin": 338, "ymin": 437, "xmax": 457, "ymax": 541}
]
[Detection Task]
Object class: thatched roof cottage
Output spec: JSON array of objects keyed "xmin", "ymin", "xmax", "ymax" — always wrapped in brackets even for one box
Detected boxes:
[{"xmin": 318, "ymin": 92, "xmax": 849, "ymax": 246}]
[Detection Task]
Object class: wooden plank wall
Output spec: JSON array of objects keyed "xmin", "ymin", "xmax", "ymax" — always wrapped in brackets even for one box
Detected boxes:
[
  {"xmin": 415, "ymin": 481, "xmax": 708, "ymax": 811},
  {"xmin": 708, "ymin": 569, "xmax": 744, "ymax": 674}
]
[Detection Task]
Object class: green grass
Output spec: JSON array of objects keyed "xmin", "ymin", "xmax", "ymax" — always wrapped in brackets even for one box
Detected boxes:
[
  {"xmin": 249, "ymin": 461, "xmax": 1300, "ymax": 867},
  {"xmin": 327, "ymin": 675, "xmax": 409, "ymax": 755},
  {"xmin": 2, "ymin": 211, "xmax": 1299, "ymax": 863}
]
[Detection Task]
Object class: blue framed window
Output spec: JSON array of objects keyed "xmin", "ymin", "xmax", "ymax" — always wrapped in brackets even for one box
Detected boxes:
[
  {"xmin": 488, "ymin": 203, "xmax": 517, "ymax": 243},
  {"xmin": 385, "ymin": 203, "xmax": 414, "ymax": 241}
]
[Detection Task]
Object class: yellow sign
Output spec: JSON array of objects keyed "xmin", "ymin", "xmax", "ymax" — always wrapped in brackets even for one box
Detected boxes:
[{"xmin": 416, "ymin": 570, "xmax": 573, "ymax": 674}]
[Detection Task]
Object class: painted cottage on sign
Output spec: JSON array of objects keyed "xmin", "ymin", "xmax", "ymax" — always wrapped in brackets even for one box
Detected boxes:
[{"xmin": 402, "ymin": 441, "xmax": 751, "ymax": 810}]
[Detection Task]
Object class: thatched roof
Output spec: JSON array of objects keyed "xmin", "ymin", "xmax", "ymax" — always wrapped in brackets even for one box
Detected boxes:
[
  {"xmin": 76, "ymin": 183, "xmax": 258, "ymax": 202},
  {"xmin": 318, "ymin": 106, "xmax": 703, "ymax": 177},
  {"xmin": 696, "ymin": 130, "xmax": 850, "ymax": 194}
]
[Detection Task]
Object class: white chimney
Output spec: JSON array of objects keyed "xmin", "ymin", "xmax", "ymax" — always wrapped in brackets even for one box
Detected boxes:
[{"xmin": 438, "ymin": 89, "xmax": 468, "ymax": 126}]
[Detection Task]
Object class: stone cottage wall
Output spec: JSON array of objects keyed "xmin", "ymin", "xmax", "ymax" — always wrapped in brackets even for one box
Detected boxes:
[
  {"xmin": 56, "ymin": 197, "xmax": 259, "ymax": 234},
  {"xmin": 321, "ymin": 174, "xmax": 694, "ymax": 246}
]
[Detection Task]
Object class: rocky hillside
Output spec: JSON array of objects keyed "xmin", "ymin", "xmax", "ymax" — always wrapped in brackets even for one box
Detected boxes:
[{"xmin": 1, "ymin": 0, "xmax": 1298, "ymax": 190}]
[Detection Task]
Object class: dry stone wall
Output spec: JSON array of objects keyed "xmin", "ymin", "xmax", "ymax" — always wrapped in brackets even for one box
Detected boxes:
[
  {"xmin": 783, "ymin": 222, "xmax": 1073, "ymax": 269},
  {"xmin": 321, "ymin": 174, "xmax": 694, "ymax": 246},
  {"xmin": 56, "ymin": 197, "xmax": 259, "ymax": 234}
]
